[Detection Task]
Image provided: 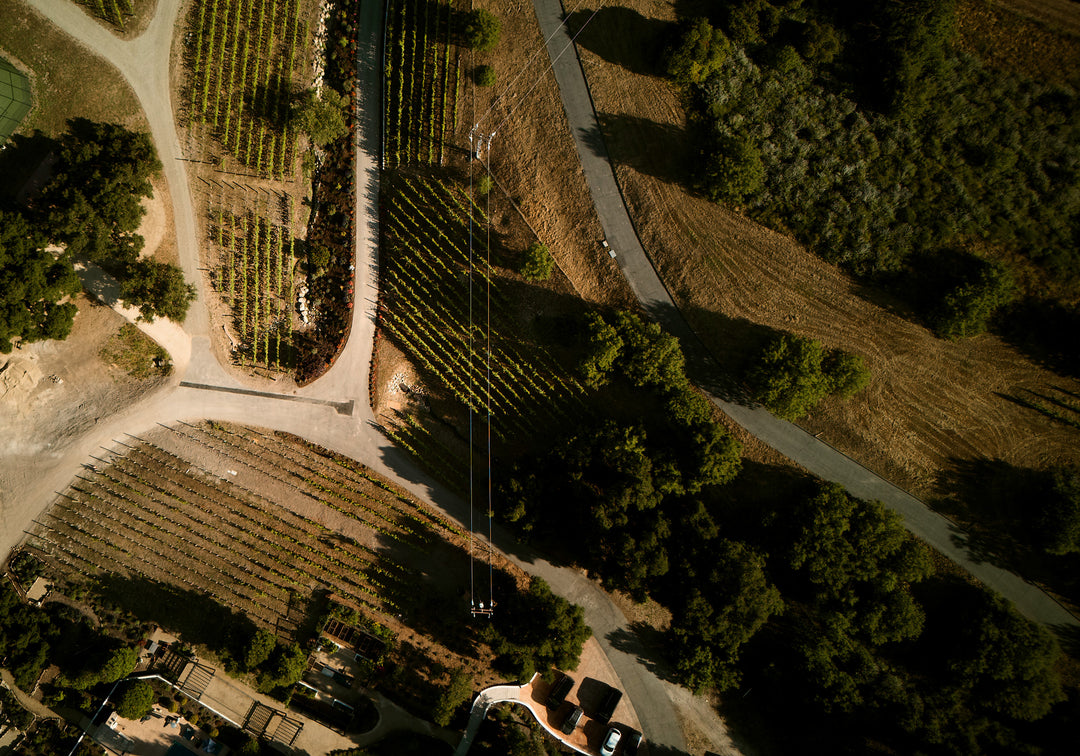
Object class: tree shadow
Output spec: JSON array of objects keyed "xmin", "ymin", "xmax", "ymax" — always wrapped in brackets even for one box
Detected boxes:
[
  {"xmin": 595, "ymin": 112, "xmax": 693, "ymax": 188},
  {"xmin": 930, "ymin": 458, "xmax": 1080, "ymax": 610},
  {"xmin": 679, "ymin": 302, "xmax": 786, "ymax": 402},
  {"xmin": 565, "ymin": 7, "xmax": 675, "ymax": 77},
  {"xmin": 605, "ymin": 623, "xmax": 681, "ymax": 685},
  {"xmin": 997, "ymin": 297, "xmax": 1080, "ymax": 381},
  {"xmin": 0, "ymin": 129, "xmax": 58, "ymax": 205}
]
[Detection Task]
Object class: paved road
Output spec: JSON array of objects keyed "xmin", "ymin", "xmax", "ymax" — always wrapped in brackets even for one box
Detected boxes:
[
  {"xmin": 529, "ymin": 0, "xmax": 1079, "ymax": 633},
  {"xmin": 5, "ymin": 2, "xmax": 695, "ymax": 753}
]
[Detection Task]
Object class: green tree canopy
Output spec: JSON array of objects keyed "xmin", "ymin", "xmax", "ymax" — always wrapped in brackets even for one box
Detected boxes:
[
  {"xmin": 790, "ymin": 484, "xmax": 931, "ymax": 645},
  {"xmin": 699, "ymin": 134, "xmax": 764, "ymax": 205},
  {"xmin": 115, "ymin": 680, "xmax": 155, "ymax": 720},
  {"xmin": 665, "ymin": 18, "xmax": 731, "ymax": 85},
  {"xmin": 242, "ymin": 628, "xmax": 278, "ymax": 673},
  {"xmin": 0, "ymin": 210, "xmax": 80, "ymax": 353},
  {"xmin": 432, "ymin": 667, "xmax": 473, "ymax": 727},
  {"xmin": 669, "ymin": 539, "xmax": 783, "ymax": 692},
  {"xmin": 36, "ymin": 118, "xmax": 161, "ymax": 268},
  {"xmin": 749, "ymin": 333, "xmax": 871, "ymax": 419},
  {"xmin": 463, "ymin": 9, "xmax": 501, "ymax": 52},
  {"xmin": 257, "ymin": 642, "xmax": 307, "ymax": 697},
  {"xmin": 932, "ymin": 258, "xmax": 1018, "ymax": 339},
  {"xmin": 519, "ymin": 241, "xmax": 554, "ymax": 282},
  {"xmin": 292, "ymin": 88, "xmax": 349, "ymax": 148},
  {"xmin": 482, "ymin": 577, "xmax": 590, "ymax": 682},
  {"xmin": 119, "ymin": 258, "xmax": 197, "ymax": 323},
  {"xmin": 1034, "ymin": 465, "xmax": 1080, "ymax": 555}
]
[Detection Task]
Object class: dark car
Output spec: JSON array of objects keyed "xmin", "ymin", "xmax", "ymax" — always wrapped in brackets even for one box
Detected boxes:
[
  {"xmin": 560, "ymin": 705, "xmax": 583, "ymax": 735},
  {"xmin": 623, "ymin": 730, "xmax": 644, "ymax": 755},
  {"xmin": 595, "ymin": 685, "xmax": 623, "ymax": 724},
  {"xmin": 546, "ymin": 674, "xmax": 574, "ymax": 709}
]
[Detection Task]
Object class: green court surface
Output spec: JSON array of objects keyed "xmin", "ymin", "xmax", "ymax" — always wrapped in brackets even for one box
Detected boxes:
[{"xmin": 0, "ymin": 57, "xmax": 32, "ymax": 145}]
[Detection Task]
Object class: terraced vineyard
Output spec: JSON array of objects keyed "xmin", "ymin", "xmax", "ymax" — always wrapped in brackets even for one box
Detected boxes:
[
  {"xmin": 208, "ymin": 189, "xmax": 298, "ymax": 370},
  {"xmin": 23, "ymin": 422, "xmax": 463, "ymax": 637},
  {"xmin": 384, "ymin": 0, "xmax": 462, "ymax": 168},
  {"xmin": 184, "ymin": 0, "xmax": 307, "ymax": 177},
  {"xmin": 379, "ymin": 176, "xmax": 586, "ymax": 438}
]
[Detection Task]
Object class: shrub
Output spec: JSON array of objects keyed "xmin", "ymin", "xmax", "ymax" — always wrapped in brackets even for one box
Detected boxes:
[
  {"xmin": 477, "ymin": 174, "xmax": 493, "ymax": 196},
  {"xmin": 463, "ymin": 9, "xmax": 500, "ymax": 52},
  {"xmin": 932, "ymin": 259, "xmax": 1018, "ymax": 339},
  {"xmin": 519, "ymin": 242, "xmax": 554, "ymax": 282},
  {"xmin": 666, "ymin": 18, "xmax": 731, "ymax": 85},
  {"xmin": 474, "ymin": 64, "xmax": 496, "ymax": 87},
  {"xmin": 749, "ymin": 333, "xmax": 870, "ymax": 419}
]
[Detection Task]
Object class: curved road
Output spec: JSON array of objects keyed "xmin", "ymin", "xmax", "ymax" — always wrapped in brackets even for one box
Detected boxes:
[
  {"xmin": 7, "ymin": 1, "xmax": 693, "ymax": 753},
  {"xmin": 530, "ymin": 0, "xmax": 1078, "ymax": 633}
]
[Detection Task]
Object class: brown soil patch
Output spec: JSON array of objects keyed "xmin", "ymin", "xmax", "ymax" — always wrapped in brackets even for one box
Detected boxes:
[
  {"xmin": 993, "ymin": 0, "xmax": 1080, "ymax": 37},
  {"xmin": 0, "ymin": 3, "xmax": 145, "ymax": 137},
  {"xmin": 570, "ymin": 0, "xmax": 1080, "ymax": 499},
  {"xmin": 0, "ymin": 295, "xmax": 169, "ymax": 507},
  {"xmin": 139, "ymin": 175, "xmax": 179, "ymax": 264}
]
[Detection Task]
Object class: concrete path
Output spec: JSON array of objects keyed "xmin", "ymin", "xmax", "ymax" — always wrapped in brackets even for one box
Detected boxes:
[{"xmin": 528, "ymin": 0, "xmax": 1079, "ymax": 633}]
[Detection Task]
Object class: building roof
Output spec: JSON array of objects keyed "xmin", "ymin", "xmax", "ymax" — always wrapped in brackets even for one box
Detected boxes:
[{"xmin": 0, "ymin": 57, "xmax": 32, "ymax": 145}]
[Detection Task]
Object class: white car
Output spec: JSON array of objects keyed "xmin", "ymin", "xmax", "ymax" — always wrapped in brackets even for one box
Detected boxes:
[{"xmin": 601, "ymin": 726, "xmax": 621, "ymax": 756}]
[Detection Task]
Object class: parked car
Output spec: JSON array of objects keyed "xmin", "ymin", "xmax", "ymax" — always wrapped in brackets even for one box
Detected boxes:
[
  {"xmin": 560, "ymin": 705, "xmax": 583, "ymax": 735},
  {"xmin": 546, "ymin": 674, "xmax": 574, "ymax": 709},
  {"xmin": 601, "ymin": 726, "xmax": 622, "ymax": 756},
  {"xmin": 595, "ymin": 684, "xmax": 622, "ymax": 724},
  {"xmin": 623, "ymin": 730, "xmax": 644, "ymax": 755}
]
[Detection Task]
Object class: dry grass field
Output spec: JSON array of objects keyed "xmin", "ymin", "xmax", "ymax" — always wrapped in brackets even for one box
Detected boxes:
[{"xmin": 568, "ymin": 0, "xmax": 1080, "ymax": 500}]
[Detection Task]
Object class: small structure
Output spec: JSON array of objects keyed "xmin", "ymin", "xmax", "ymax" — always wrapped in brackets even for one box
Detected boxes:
[
  {"xmin": 0, "ymin": 57, "xmax": 31, "ymax": 146},
  {"xmin": 25, "ymin": 576, "xmax": 51, "ymax": 605}
]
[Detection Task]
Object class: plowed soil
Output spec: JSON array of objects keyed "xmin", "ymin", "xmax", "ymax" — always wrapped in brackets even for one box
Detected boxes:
[{"xmin": 569, "ymin": 0, "xmax": 1080, "ymax": 494}]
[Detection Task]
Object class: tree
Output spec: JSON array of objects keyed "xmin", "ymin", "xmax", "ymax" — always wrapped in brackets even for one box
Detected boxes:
[
  {"xmin": 119, "ymin": 259, "xmax": 197, "ymax": 323},
  {"xmin": 242, "ymin": 628, "xmax": 277, "ymax": 672},
  {"xmin": 749, "ymin": 333, "xmax": 870, "ymax": 419},
  {"xmin": 665, "ymin": 18, "xmax": 731, "ymax": 85},
  {"xmin": 474, "ymin": 65, "xmax": 496, "ymax": 87},
  {"xmin": 69, "ymin": 646, "xmax": 138, "ymax": 690},
  {"xmin": 1034, "ymin": 465, "xmax": 1080, "ymax": 555},
  {"xmin": 789, "ymin": 484, "xmax": 930, "ymax": 646},
  {"xmin": 669, "ymin": 540, "xmax": 783, "ymax": 692},
  {"xmin": 519, "ymin": 242, "xmax": 554, "ymax": 282},
  {"xmin": 115, "ymin": 680, "xmax": 155, "ymax": 720},
  {"xmin": 932, "ymin": 259, "xmax": 1017, "ymax": 339},
  {"xmin": 0, "ymin": 210, "xmax": 81, "ymax": 352},
  {"xmin": 482, "ymin": 577, "xmax": 590, "ymax": 682},
  {"xmin": 578, "ymin": 311, "xmax": 624, "ymax": 387},
  {"xmin": 463, "ymin": 9, "xmax": 500, "ymax": 52},
  {"xmin": 700, "ymin": 135, "xmax": 764, "ymax": 205},
  {"xmin": 257, "ymin": 643, "xmax": 306, "ymax": 696},
  {"xmin": 432, "ymin": 667, "xmax": 473, "ymax": 726},
  {"xmin": 36, "ymin": 118, "xmax": 161, "ymax": 268},
  {"xmin": 292, "ymin": 88, "xmax": 349, "ymax": 148},
  {"xmin": 749, "ymin": 333, "xmax": 831, "ymax": 419}
]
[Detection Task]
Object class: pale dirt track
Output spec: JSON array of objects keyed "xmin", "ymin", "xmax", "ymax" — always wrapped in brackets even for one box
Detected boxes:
[{"xmin": 995, "ymin": 0, "xmax": 1080, "ymax": 36}]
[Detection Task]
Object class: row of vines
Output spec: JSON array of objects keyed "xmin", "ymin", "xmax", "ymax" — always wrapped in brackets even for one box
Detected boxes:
[
  {"xmin": 384, "ymin": 0, "xmax": 462, "ymax": 168},
  {"xmin": 25, "ymin": 422, "xmax": 462, "ymax": 637},
  {"xmin": 185, "ymin": 0, "xmax": 307, "ymax": 178},
  {"xmin": 379, "ymin": 176, "xmax": 586, "ymax": 438},
  {"xmin": 77, "ymin": 0, "xmax": 135, "ymax": 30},
  {"xmin": 209, "ymin": 192, "xmax": 298, "ymax": 370}
]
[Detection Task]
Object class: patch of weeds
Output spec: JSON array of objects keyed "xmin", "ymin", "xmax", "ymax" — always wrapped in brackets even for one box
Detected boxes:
[{"xmin": 99, "ymin": 323, "xmax": 172, "ymax": 379}]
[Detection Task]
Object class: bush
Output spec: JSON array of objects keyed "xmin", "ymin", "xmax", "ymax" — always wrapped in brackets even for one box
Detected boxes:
[
  {"xmin": 932, "ymin": 259, "xmax": 1018, "ymax": 339},
  {"xmin": 474, "ymin": 65, "xmax": 496, "ymax": 87},
  {"xmin": 432, "ymin": 667, "xmax": 473, "ymax": 726},
  {"xmin": 519, "ymin": 242, "xmax": 554, "ymax": 282},
  {"xmin": 463, "ymin": 9, "xmax": 500, "ymax": 52},
  {"xmin": 700, "ymin": 135, "xmax": 765, "ymax": 205},
  {"xmin": 477, "ymin": 174, "xmax": 493, "ymax": 196}
]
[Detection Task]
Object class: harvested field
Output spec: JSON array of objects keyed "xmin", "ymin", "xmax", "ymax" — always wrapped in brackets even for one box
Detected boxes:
[{"xmin": 570, "ymin": 0, "xmax": 1080, "ymax": 496}]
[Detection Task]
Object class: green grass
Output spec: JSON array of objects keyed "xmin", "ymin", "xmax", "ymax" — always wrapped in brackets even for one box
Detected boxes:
[{"xmin": 0, "ymin": 4, "xmax": 144, "ymax": 138}]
